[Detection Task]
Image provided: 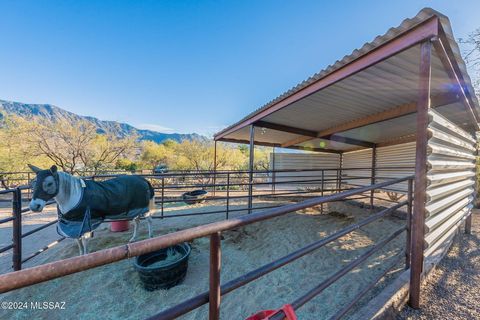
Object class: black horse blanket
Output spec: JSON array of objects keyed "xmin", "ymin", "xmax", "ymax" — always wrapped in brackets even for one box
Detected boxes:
[{"xmin": 57, "ymin": 175, "xmax": 154, "ymax": 238}]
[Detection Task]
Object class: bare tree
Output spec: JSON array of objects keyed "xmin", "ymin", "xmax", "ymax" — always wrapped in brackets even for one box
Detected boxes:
[
  {"xmin": 460, "ymin": 28, "xmax": 480, "ymax": 207},
  {"xmin": 460, "ymin": 28, "xmax": 480, "ymax": 93},
  {"xmin": 26, "ymin": 119, "xmax": 137, "ymax": 174},
  {"xmin": 460, "ymin": 28, "xmax": 480, "ymax": 66}
]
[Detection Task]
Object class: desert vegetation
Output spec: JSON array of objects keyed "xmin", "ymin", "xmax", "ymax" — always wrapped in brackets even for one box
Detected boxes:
[
  {"xmin": 0, "ymin": 115, "xmax": 270, "ymax": 187},
  {"xmin": 460, "ymin": 28, "xmax": 480, "ymax": 205}
]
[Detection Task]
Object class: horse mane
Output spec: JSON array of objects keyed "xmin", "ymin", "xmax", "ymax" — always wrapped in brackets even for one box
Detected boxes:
[{"xmin": 55, "ymin": 172, "xmax": 84, "ymax": 214}]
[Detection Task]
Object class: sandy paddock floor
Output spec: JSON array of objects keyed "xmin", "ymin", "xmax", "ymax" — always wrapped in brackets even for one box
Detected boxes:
[
  {"xmin": 0, "ymin": 199, "xmax": 407, "ymax": 320},
  {"xmin": 0, "ymin": 199, "xmax": 290, "ymax": 273}
]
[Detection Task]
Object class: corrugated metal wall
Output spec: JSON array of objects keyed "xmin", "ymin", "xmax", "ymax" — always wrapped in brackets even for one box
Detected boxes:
[
  {"xmin": 342, "ymin": 149, "xmax": 373, "ymax": 187},
  {"xmin": 268, "ymin": 109, "xmax": 477, "ymax": 260},
  {"xmin": 376, "ymin": 142, "xmax": 416, "ymax": 192},
  {"xmin": 270, "ymin": 152, "xmax": 340, "ymax": 188},
  {"xmin": 341, "ymin": 143, "xmax": 416, "ymax": 192},
  {"xmin": 424, "ymin": 110, "xmax": 476, "ymax": 257}
]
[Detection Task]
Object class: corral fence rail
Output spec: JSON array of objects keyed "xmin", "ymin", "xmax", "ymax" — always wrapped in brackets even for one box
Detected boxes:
[
  {"xmin": 0, "ymin": 167, "xmax": 412, "ymax": 272},
  {"xmin": 0, "ymin": 175, "xmax": 414, "ymax": 320}
]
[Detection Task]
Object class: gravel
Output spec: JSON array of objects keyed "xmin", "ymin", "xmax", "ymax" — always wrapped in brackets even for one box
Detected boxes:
[{"xmin": 397, "ymin": 211, "xmax": 480, "ymax": 320}]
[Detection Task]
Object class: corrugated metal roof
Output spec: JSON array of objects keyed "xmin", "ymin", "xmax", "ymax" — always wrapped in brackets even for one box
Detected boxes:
[
  {"xmin": 338, "ymin": 113, "xmax": 418, "ymax": 143},
  {"xmin": 296, "ymin": 138, "xmax": 354, "ymax": 151},
  {"xmin": 215, "ymin": 8, "xmax": 479, "ymax": 151}
]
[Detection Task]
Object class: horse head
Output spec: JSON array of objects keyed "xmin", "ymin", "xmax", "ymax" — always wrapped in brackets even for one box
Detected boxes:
[{"xmin": 28, "ymin": 164, "xmax": 59, "ymax": 212}]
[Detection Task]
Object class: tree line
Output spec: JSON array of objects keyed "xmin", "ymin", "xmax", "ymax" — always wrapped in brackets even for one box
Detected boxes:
[{"xmin": 0, "ymin": 115, "xmax": 270, "ymax": 186}]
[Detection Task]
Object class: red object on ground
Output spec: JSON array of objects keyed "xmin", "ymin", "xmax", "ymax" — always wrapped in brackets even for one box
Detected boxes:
[
  {"xmin": 246, "ymin": 304, "xmax": 297, "ymax": 320},
  {"xmin": 110, "ymin": 220, "xmax": 130, "ymax": 232}
]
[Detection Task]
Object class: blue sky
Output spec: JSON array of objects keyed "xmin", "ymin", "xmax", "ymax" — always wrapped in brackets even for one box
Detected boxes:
[{"xmin": 0, "ymin": 1, "xmax": 479, "ymax": 136}]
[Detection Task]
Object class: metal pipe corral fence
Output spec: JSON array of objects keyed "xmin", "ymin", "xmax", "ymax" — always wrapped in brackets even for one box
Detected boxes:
[
  {"xmin": 0, "ymin": 167, "xmax": 412, "ymax": 273},
  {"xmin": 0, "ymin": 175, "xmax": 414, "ymax": 320}
]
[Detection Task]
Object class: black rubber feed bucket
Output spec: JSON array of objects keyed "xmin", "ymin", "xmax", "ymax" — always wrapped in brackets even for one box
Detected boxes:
[
  {"xmin": 182, "ymin": 189, "xmax": 208, "ymax": 205},
  {"xmin": 134, "ymin": 243, "xmax": 191, "ymax": 291}
]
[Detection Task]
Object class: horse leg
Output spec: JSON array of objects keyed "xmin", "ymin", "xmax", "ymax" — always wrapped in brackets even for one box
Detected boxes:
[
  {"xmin": 76, "ymin": 238, "xmax": 84, "ymax": 255},
  {"xmin": 82, "ymin": 235, "xmax": 89, "ymax": 255},
  {"xmin": 146, "ymin": 216, "xmax": 153, "ymax": 238},
  {"xmin": 129, "ymin": 217, "xmax": 140, "ymax": 242}
]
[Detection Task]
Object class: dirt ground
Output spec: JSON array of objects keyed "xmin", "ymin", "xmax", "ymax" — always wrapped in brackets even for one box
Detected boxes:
[
  {"xmin": 0, "ymin": 189, "xmax": 398, "ymax": 274},
  {"xmin": 0, "ymin": 201, "xmax": 60, "ymax": 274},
  {"xmin": 0, "ymin": 199, "xmax": 284, "ymax": 273},
  {"xmin": 397, "ymin": 210, "xmax": 480, "ymax": 320},
  {"xmin": 0, "ymin": 199, "xmax": 407, "ymax": 320}
]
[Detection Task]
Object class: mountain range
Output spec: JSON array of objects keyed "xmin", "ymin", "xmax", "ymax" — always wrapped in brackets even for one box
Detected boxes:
[{"xmin": 0, "ymin": 100, "xmax": 206, "ymax": 143}]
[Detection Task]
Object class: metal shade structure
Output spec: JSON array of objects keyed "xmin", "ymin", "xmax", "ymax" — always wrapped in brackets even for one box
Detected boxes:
[
  {"xmin": 214, "ymin": 8, "xmax": 479, "ymax": 309},
  {"xmin": 214, "ymin": 8, "xmax": 478, "ymax": 150}
]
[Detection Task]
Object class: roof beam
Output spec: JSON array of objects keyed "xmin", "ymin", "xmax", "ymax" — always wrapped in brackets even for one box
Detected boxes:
[
  {"xmin": 255, "ymin": 120, "xmax": 375, "ymax": 148},
  {"xmin": 254, "ymin": 121, "xmax": 317, "ymax": 137},
  {"xmin": 218, "ymin": 138, "xmax": 280, "ymax": 148},
  {"xmin": 215, "ymin": 17, "xmax": 439, "ymax": 140},
  {"xmin": 217, "ymin": 137, "xmax": 341, "ymax": 154},
  {"xmin": 343, "ymin": 134, "xmax": 417, "ymax": 153},
  {"xmin": 281, "ymin": 91, "xmax": 460, "ymax": 147},
  {"xmin": 286, "ymin": 145, "xmax": 342, "ymax": 154},
  {"xmin": 433, "ymin": 27, "xmax": 480, "ymax": 129},
  {"xmin": 321, "ymin": 134, "xmax": 375, "ymax": 148},
  {"xmin": 376, "ymin": 134, "xmax": 416, "ymax": 147}
]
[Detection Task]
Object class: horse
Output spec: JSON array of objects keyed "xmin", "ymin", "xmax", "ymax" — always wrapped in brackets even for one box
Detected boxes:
[{"xmin": 28, "ymin": 164, "xmax": 155, "ymax": 255}]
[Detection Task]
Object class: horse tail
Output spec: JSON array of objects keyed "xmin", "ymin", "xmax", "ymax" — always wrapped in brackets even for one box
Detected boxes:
[
  {"xmin": 149, "ymin": 197, "xmax": 155, "ymax": 211},
  {"xmin": 147, "ymin": 180, "xmax": 155, "ymax": 211}
]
